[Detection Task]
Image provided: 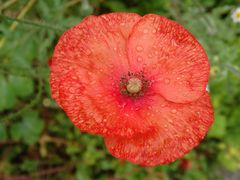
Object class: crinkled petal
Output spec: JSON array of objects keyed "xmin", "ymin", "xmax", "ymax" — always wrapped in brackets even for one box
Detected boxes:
[
  {"xmin": 104, "ymin": 92, "xmax": 214, "ymax": 166},
  {"xmin": 50, "ymin": 13, "xmax": 141, "ymax": 103},
  {"xmin": 127, "ymin": 14, "xmax": 210, "ymax": 103},
  {"xmin": 57, "ymin": 69, "xmax": 157, "ymax": 137},
  {"xmin": 101, "ymin": 12, "xmax": 141, "ymax": 39},
  {"xmin": 51, "ymin": 13, "xmax": 161, "ymax": 137}
]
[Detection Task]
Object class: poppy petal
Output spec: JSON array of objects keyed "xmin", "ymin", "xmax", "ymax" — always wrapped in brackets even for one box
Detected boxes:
[
  {"xmin": 57, "ymin": 69, "xmax": 156, "ymax": 137},
  {"xmin": 104, "ymin": 92, "xmax": 213, "ymax": 166},
  {"xmin": 50, "ymin": 13, "xmax": 141, "ymax": 103},
  {"xmin": 50, "ymin": 12, "xmax": 152, "ymax": 137},
  {"xmin": 100, "ymin": 12, "xmax": 141, "ymax": 39},
  {"xmin": 127, "ymin": 14, "xmax": 210, "ymax": 103}
]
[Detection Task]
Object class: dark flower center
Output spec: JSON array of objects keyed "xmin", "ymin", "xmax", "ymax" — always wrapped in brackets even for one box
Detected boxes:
[{"xmin": 119, "ymin": 71, "xmax": 150, "ymax": 97}]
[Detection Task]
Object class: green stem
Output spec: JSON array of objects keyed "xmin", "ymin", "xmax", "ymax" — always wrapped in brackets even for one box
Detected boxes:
[
  {"xmin": 225, "ymin": 64, "xmax": 240, "ymax": 78},
  {"xmin": 0, "ymin": 14, "xmax": 65, "ymax": 32}
]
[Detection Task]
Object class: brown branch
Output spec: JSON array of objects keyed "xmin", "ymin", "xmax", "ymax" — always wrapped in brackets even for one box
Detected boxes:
[
  {"xmin": 0, "ymin": 173, "xmax": 36, "ymax": 180},
  {"xmin": 40, "ymin": 134, "xmax": 82, "ymax": 147},
  {"xmin": 0, "ymin": 140, "xmax": 19, "ymax": 146},
  {"xmin": 34, "ymin": 163, "xmax": 74, "ymax": 178}
]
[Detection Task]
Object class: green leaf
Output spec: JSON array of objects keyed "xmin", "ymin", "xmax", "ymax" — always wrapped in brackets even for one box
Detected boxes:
[
  {"xmin": 0, "ymin": 75, "xmax": 16, "ymax": 111},
  {"xmin": 10, "ymin": 111, "xmax": 44, "ymax": 145},
  {"xmin": 208, "ymin": 114, "xmax": 226, "ymax": 138},
  {"xmin": 0, "ymin": 124, "xmax": 8, "ymax": 141},
  {"xmin": 75, "ymin": 164, "xmax": 91, "ymax": 180},
  {"xmin": 8, "ymin": 75, "xmax": 34, "ymax": 98},
  {"xmin": 66, "ymin": 144, "xmax": 80, "ymax": 155},
  {"xmin": 218, "ymin": 149, "xmax": 240, "ymax": 171},
  {"xmin": 20, "ymin": 159, "xmax": 38, "ymax": 173},
  {"xmin": 104, "ymin": 1, "xmax": 127, "ymax": 12}
]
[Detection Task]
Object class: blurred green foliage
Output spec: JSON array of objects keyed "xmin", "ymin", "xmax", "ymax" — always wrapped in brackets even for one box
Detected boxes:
[{"xmin": 0, "ymin": 0, "xmax": 240, "ymax": 179}]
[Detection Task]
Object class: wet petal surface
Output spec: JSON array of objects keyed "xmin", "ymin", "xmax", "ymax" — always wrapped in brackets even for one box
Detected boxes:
[
  {"xmin": 49, "ymin": 12, "xmax": 213, "ymax": 166},
  {"xmin": 127, "ymin": 14, "xmax": 210, "ymax": 103},
  {"xmin": 51, "ymin": 13, "xmax": 162, "ymax": 137},
  {"xmin": 105, "ymin": 93, "xmax": 213, "ymax": 166},
  {"xmin": 50, "ymin": 13, "xmax": 141, "ymax": 103},
  {"xmin": 57, "ymin": 69, "xmax": 158, "ymax": 137}
]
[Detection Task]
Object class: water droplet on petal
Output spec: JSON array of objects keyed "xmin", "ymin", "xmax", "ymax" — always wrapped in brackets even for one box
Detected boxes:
[
  {"xmin": 168, "ymin": 119, "xmax": 173, "ymax": 123},
  {"xmin": 148, "ymin": 54, "xmax": 153, "ymax": 58},
  {"xmin": 108, "ymin": 21, "xmax": 113, "ymax": 26},
  {"xmin": 136, "ymin": 45, "xmax": 143, "ymax": 52},
  {"xmin": 90, "ymin": 80, "xmax": 96, "ymax": 85},
  {"xmin": 109, "ymin": 64, "xmax": 114, "ymax": 68},
  {"xmin": 147, "ymin": 106, "xmax": 152, "ymax": 109},
  {"xmin": 89, "ymin": 112, "xmax": 94, "ymax": 116},
  {"xmin": 125, "ymin": 113, "xmax": 129, "ymax": 117},
  {"xmin": 152, "ymin": 64, "xmax": 157, "ymax": 69},
  {"xmin": 127, "ymin": 128, "xmax": 133, "ymax": 135},
  {"xmin": 171, "ymin": 109, "xmax": 177, "ymax": 113},
  {"xmin": 120, "ymin": 102, "xmax": 127, "ymax": 109},
  {"xmin": 143, "ymin": 29, "xmax": 148, "ymax": 34},
  {"xmin": 79, "ymin": 119, "xmax": 84, "ymax": 123},
  {"xmin": 135, "ymin": 107, "xmax": 140, "ymax": 111},
  {"xmin": 152, "ymin": 29, "xmax": 157, "ymax": 33},
  {"xmin": 96, "ymin": 118, "xmax": 102, "ymax": 123},
  {"xmin": 69, "ymin": 87, "xmax": 75, "ymax": 93},
  {"xmin": 85, "ymin": 49, "xmax": 91, "ymax": 55},
  {"xmin": 96, "ymin": 94, "xmax": 102, "ymax": 97},
  {"xmin": 113, "ymin": 47, "xmax": 117, "ymax": 51},
  {"xmin": 164, "ymin": 78, "xmax": 170, "ymax": 84},
  {"xmin": 137, "ymin": 56, "xmax": 143, "ymax": 62},
  {"xmin": 187, "ymin": 60, "xmax": 194, "ymax": 65},
  {"xmin": 72, "ymin": 76, "xmax": 77, "ymax": 80}
]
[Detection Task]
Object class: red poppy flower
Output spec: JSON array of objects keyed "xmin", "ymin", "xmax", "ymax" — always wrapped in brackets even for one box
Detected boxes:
[{"xmin": 49, "ymin": 12, "xmax": 214, "ymax": 166}]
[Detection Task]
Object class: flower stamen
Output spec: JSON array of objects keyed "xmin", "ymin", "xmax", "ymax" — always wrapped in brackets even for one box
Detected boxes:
[
  {"xmin": 126, "ymin": 78, "xmax": 142, "ymax": 94},
  {"xmin": 119, "ymin": 71, "xmax": 150, "ymax": 98}
]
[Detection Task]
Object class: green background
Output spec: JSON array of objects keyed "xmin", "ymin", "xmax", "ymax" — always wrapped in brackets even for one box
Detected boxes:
[{"xmin": 0, "ymin": 0, "xmax": 240, "ymax": 179}]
